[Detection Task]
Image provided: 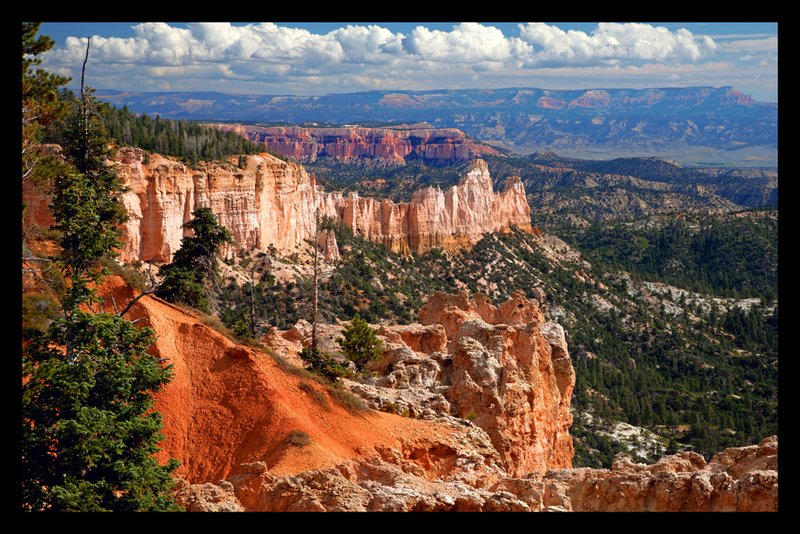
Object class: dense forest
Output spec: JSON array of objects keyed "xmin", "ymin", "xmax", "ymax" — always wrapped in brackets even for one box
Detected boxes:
[
  {"xmin": 45, "ymin": 92, "xmax": 270, "ymax": 164},
  {"xmin": 557, "ymin": 212, "xmax": 778, "ymax": 301}
]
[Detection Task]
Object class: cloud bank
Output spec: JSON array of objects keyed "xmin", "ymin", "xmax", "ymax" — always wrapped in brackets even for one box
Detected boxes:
[{"xmin": 39, "ymin": 22, "xmax": 775, "ymax": 100}]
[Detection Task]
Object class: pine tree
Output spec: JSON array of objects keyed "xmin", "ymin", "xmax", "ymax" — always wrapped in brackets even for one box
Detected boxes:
[
  {"xmin": 338, "ymin": 314, "xmax": 384, "ymax": 371},
  {"xmin": 157, "ymin": 207, "xmax": 232, "ymax": 312},
  {"xmin": 21, "ymin": 32, "xmax": 181, "ymax": 512},
  {"xmin": 22, "ymin": 23, "xmax": 70, "ymax": 184}
]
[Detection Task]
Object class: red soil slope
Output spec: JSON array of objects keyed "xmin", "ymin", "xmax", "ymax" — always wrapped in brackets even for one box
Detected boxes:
[{"xmin": 101, "ymin": 277, "xmax": 480, "ymax": 483}]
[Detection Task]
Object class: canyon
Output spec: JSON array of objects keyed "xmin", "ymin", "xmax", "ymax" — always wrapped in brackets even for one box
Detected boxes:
[
  {"xmin": 23, "ymin": 148, "xmax": 531, "ymax": 262},
  {"xmin": 98, "ymin": 86, "xmax": 777, "ymax": 165},
  {"xmin": 97, "ymin": 276, "xmax": 777, "ymax": 512},
  {"xmin": 207, "ymin": 124, "xmax": 501, "ymax": 165}
]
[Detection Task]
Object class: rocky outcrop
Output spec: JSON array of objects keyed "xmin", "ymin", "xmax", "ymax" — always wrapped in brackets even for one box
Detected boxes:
[
  {"xmin": 178, "ymin": 437, "xmax": 777, "ymax": 512},
  {"xmin": 360, "ymin": 290, "xmax": 575, "ymax": 477},
  {"xmin": 538, "ymin": 435, "xmax": 778, "ymax": 512},
  {"xmin": 208, "ymin": 124, "xmax": 501, "ymax": 165},
  {"xmin": 224, "ymin": 459, "xmax": 532, "ymax": 512},
  {"xmin": 22, "ymin": 148, "xmax": 531, "ymax": 262},
  {"xmin": 174, "ymin": 479, "xmax": 244, "ymax": 512},
  {"xmin": 342, "ymin": 160, "xmax": 531, "ymax": 254}
]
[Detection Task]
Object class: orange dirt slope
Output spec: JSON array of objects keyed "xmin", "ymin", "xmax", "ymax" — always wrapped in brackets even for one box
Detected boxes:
[{"xmin": 100, "ymin": 276, "xmax": 474, "ymax": 483}]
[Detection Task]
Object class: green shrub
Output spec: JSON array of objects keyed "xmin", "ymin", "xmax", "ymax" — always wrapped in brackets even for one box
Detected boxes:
[
  {"xmin": 338, "ymin": 314, "xmax": 383, "ymax": 371},
  {"xmin": 300, "ymin": 347, "xmax": 351, "ymax": 380},
  {"xmin": 22, "ymin": 293, "xmax": 60, "ymax": 333},
  {"xmin": 299, "ymin": 382, "xmax": 330, "ymax": 409},
  {"xmin": 326, "ymin": 384, "xmax": 369, "ymax": 413}
]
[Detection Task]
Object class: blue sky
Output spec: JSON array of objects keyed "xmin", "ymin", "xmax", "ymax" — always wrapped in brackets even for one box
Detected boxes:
[{"xmin": 38, "ymin": 22, "xmax": 778, "ymax": 101}]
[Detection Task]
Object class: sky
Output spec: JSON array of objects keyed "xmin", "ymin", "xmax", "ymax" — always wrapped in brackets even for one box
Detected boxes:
[{"xmin": 38, "ymin": 22, "xmax": 778, "ymax": 102}]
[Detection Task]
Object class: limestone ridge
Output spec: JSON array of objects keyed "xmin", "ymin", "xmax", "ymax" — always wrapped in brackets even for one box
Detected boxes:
[
  {"xmin": 368, "ymin": 290, "xmax": 575, "ymax": 476},
  {"xmin": 207, "ymin": 124, "xmax": 502, "ymax": 165},
  {"xmin": 23, "ymin": 148, "xmax": 532, "ymax": 262},
  {"xmin": 343, "ymin": 159, "xmax": 532, "ymax": 254}
]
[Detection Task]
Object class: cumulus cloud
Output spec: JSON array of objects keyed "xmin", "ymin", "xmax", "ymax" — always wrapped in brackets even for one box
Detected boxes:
[
  {"xmin": 40, "ymin": 22, "xmax": 740, "ymax": 96},
  {"xmin": 518, "ymin": 22, "xmax": 716, "ymax": 65},
  {"xmin": 402, "ymin": 23, "xmax": 532, "ymax": 64},
  {"xmin": 47, "ymin": 22, "xmax": 716, "ymax": 72}
]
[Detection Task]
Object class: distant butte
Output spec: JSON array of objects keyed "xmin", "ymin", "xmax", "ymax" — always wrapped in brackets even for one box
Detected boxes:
[{"xmin": 207, "ymin": 123, "xmax": 501, "ymax": 165}]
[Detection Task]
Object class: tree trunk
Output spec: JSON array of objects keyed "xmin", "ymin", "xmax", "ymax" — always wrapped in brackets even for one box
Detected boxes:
[
  {"xmin": 311, "ymin": 208, "xmax": 319, "ymax": 353},
  {"xmin": 80, "ymin": 37, "xmax": 91, "ymax": 163},
  {"xmin": 250, "ymin": 263, "xmax": 257, "ymax": 339}
]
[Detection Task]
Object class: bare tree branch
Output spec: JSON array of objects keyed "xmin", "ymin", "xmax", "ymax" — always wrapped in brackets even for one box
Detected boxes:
[{"xmin": 117, "ymin": 290, "xmax": 157, "ymax": 318}]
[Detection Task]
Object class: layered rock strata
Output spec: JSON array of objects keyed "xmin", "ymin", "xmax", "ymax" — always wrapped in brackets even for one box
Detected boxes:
[
  {"xmin": 354, "ymin": 290, "xmax": 575, "ymax": 476},
  {"xmin": 208, "ymin": 124, "xmax": 501, "ymax": 164},
  {"xmin": 23, "ymin": 148, "xmax": 531, "ymax": 262}
]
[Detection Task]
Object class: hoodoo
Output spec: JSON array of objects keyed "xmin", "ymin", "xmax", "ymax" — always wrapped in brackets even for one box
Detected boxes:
[{"xmin": 23, "ymin": 148, "xmax": 531, "ymax": 262}]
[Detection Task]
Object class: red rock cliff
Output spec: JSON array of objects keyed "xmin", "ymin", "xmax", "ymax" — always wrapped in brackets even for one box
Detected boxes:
[
  {"xmin": 343, "ymin": 159, "xmax": 532, "ymax": 254},
  {"xmin": 416, "ymin": 290, "xmax": 575, "ymax": 475},
  {"xmin": 208, "ymin": 124, "xmax": 501, "ymax": 164},
  {"xmin": 23, "ymin": 149, "xmax": 531, "ymax": 262}
]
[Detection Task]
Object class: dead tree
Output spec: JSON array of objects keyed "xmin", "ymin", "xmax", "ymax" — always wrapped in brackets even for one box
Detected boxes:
[{"xmin": 311, "ymin": 207, "xmax": 320, "ymax": 353}]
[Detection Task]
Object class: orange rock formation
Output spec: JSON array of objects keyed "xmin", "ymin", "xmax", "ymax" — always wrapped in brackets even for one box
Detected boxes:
[
  {"xmin": 415, "ymin": 290, "xmax": 575, "ymax": 475},
  {"xmin": 100, "ymin": 277, "xmax": 505, "ymax": 485},
  {"xmin": 94, "ymin": 277, "xmax": 776, "ymax": 512},
  {"xmin": 23, "ymin": 148, "xmax": 531, "ymax": 262},
  {"xmin": 208, "ymin": 124, "xmax": 501, "ymax": 164}
]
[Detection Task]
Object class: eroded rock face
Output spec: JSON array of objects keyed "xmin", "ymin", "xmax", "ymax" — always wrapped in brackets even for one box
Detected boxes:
[
  {"xmin": 540, "ymin": 436, "xmax": 778, "ymax": 512},
  {"xmin": 208, "ymin": 124, "xmax": 501, "ymax": 165},
  {"xmin": 22, "ymin": 149, "xmax": 531, "ymax": 261},
  {"xmin": 174, "ymin": 479, "xmax": 244, "ymax": 512},
  {"xmin": 180, "ymin": 437, "xmax": 777, "ymax": 512},
  {"xmin": 364, "ymin": 290, "xmax": 574, "ymax": 477},
  {"xmin": 225, "ymin": 459, "xmax": 531, "ymax": 512},
  {"xmin": 342, "ymin": 160, "xmax": 531, "ymax": 254}
]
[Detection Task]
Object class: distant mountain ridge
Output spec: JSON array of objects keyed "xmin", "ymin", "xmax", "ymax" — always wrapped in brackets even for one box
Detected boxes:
[{"xmin": 96, "ymin": 86, "xmax": 776, "ymax": 164}]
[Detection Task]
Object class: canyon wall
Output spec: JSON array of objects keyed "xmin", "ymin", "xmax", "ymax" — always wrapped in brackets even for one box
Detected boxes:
[
  {"xmin": 208, "ymin": 124, "xmax": 501, "ymax": 165},
  {"xmin": 23, "ymin": 148, "xmax": 531, "ymax": 262}
]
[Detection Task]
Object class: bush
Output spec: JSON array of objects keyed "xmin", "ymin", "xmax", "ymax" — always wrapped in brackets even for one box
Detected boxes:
[
  {"xmin": 338, "ymin": 314, "xmax": 383, "ymax": 371},
  {"xmin": 325, "ymin": 384, "xmax": 369, "ymax": 413},
  {"xmin": 22, "ymin": 293, "xmax": 60, "ymax": 333},
  {"xmin": 286, "ymin": 430, "xmax": 311, "ymax": 447},
  {"xmin": 299, "ymin": 347, "xmax": 351, "ymax": 380}
]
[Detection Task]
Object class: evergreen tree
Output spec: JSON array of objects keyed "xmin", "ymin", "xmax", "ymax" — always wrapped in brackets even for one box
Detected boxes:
[
  {"xmin": 22, "ymin": 23, "xmax": 70, "ymax": 184},
  {"xmin": 21, "ymin": 31, "xmax": 180, "ymax": 511},
  {"xmin": 299, "ymin": 347, "xmax": 350, "ymax": 380},
  {"xmin": 157, "ymin": 207, "xmax": 232, "ymax": 312},
  {"xmin": 338, "ymin": 314, "xmax": 383, "ymax": 371}
]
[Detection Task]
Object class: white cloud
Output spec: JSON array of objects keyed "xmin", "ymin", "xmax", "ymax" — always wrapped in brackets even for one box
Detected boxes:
[
  {"xmin": 46, "ymin": 22, "xmax": 715, "ymax": 75},
  {"xmin": 715, "ymin": 36, "xmax": 777, "ymax": 53},
  {"xmin": 38, "ymin": 22, "xmax": 780, "ymax": 101},
  {"xmin": 402, "ymin": 23, "xmax": 532, "ymax": 64},
  {"xmin": 518, "ymin": 22, "xmax": 716, "ymax": 65}
]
